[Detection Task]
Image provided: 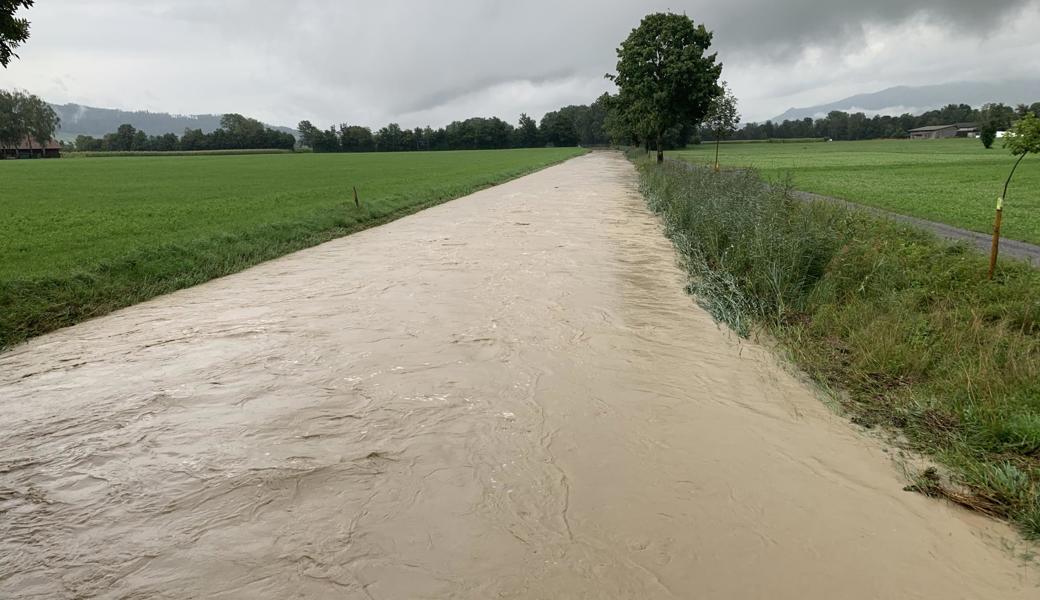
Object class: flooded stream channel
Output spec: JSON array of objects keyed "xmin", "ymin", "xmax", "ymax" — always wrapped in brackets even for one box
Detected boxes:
[{"xmin": 1, "ymin": 153, "xmax": 1036, "ymax": 598}]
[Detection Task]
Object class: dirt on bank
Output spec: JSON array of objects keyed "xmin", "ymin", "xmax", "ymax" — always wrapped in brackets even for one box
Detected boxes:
[{"xmin": 1, "ymin": 152, "xmax": 1036, "ymax": 598}]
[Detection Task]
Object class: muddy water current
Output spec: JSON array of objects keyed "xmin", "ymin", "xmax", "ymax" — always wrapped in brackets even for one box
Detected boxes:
[{"xmin": 1, "ymin": 153, "xmax": 1037, "ymax": 598}]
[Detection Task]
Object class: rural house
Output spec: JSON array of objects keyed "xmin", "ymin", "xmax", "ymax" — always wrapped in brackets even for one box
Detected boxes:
[
  {"xmin": 0, "ymin": 137, "xmax": 62, "ymax": 159},
  {"xmin": 908, "ymin": 124, "xmax": 958, "ymax": 139}
]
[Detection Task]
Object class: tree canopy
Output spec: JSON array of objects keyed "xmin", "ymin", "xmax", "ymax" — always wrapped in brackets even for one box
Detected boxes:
[
  {"xmin": 1004, "ymin": 112, "xmax": 1040, "ymax": 156},
  {"xmin": 516, "ymin": 113, "xmax": 541, "ymax": 148},
  {"xmin": 980, "ymin": 121, "xmax": 998, "ymax": 149},
  {"xmin": 705, "ymin": 82, "xmax": 740, "ymax": 138},
  {"xmin": 0, "ymin": 88, "xmax": 59, "ymax": 148},
  {"xmin": 608, "ymin": 12, "xmax": 722, "ymax": 162},
  {"xmin": 0, "ymin": 0, "xmax": 33, "ymax": 67}
]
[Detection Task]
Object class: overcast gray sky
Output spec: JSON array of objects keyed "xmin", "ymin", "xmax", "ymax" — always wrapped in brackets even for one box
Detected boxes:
[{"xmin": 3, "ymin": 0, "xmax": 1039, "ymax": 127}]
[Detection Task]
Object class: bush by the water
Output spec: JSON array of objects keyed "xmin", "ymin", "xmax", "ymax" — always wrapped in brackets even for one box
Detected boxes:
[{"xmin": 633, "ymin": 151, "xmax": 1040, "ymax": 538}]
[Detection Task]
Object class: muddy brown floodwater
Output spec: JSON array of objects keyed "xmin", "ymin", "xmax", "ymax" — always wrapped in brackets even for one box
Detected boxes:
[{"xmin": 1, "ymin": 153, "xmax": 1037, "ymax": 599}]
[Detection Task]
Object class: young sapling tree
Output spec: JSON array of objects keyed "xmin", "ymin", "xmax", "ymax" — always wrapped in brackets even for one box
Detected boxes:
[
  {"xmin": 988, "ymin": 112, "xmax": 1040, "ymax": 279},
  {"xmin": 704, "ymin": 82, "xmax": 739, "ymax": 171}
]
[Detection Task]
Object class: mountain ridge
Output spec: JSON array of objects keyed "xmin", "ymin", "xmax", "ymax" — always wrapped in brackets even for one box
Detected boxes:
[
  {"xmin": 772, "ymin": 80, "xmax": 1040, "ymax": 122},
  {"xmin": 50, "ymin": 102, "xmax": 296, "ymax": 141}
]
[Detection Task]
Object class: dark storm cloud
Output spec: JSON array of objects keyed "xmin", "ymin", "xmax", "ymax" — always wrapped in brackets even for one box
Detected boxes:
[
  {"xmin": 391, "ymin": 68, "xmax": 581, "ymax": 117},
  {"xmin": 706, "ymin": 0, "xmax": 1033, "ymax": 54},
  {"xmin": 149, "ymin": 0, "xmax": 1036, "ymax": 115},
  {"xmin": 5, "ymin": 0, "xmax": 1040, "ymax": 126}
]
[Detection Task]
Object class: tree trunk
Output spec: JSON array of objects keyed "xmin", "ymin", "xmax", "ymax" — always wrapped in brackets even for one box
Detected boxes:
[
  {"xmin": 656, "ymin": 132, "xmax": 663, "ymax": 163},
  {"xmin": 714, "ymin": 132, "xmax": 721, "ymax": 172},
  {"xmin": 988, "ymin": 201, "xmax": 1003, "ymax": 280},
  {"xmin": 989, "ymin": 152, "xmax": 1029, "ymax": 279}
]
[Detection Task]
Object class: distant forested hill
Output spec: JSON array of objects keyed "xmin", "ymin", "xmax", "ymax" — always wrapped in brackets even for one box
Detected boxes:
[
  {"xmin": 49, "ymin": 103, "xmax": 295, "ymax": 141},
  {"xmin": 773, "ymin": 80, "xmax": 1040, "ymax": 122}
]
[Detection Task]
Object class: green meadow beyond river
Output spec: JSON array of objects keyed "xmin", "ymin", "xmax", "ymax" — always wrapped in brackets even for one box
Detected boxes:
[{"xmin": 1, "ymin": 152, "xmax": 1037, "ymax": 599}]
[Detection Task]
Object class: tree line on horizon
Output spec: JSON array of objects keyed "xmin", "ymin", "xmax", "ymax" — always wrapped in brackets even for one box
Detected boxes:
[
  {"xmin": 9, "ymin": 86, "xmax": 1040, "ymax": 155},
  {"xmin": 714, "ymin": 101, "xmax": 1040, "ymax": 142},
  {"xmin": 60, "ymin": 95, "xmax": 614, "ymax": 153},
  {"xmin": 72, "ymin": 113, "xmax": 296, "ymax": 152},
  {"xmin": 295, "ymin": 95, "xmax": 612, "ymax": 153}
]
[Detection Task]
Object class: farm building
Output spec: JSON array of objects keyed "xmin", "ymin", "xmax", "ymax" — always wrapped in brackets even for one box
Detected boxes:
[
  {"xmin": 908, "ymin": 125, "xmax": 958, "ymax": 140},
  {"xmin": 955, "ymin": 122, "xmax": 979, "ymax": 137},
  {"xmin": 0, "ymin": 137, "xmax": 62, "ymax": 159}
]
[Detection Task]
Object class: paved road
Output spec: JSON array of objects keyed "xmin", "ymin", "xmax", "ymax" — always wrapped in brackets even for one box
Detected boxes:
[
  {"xmin": 790, "ymin": 190, "xmax": 1040, "ymax": 267},
  {"xmin": 665, "ymin": 157, "xmax": 1040, "ymax": 267},
  {"xmin": 1, "ymin": 153, "xmax": 1036, "ymax": 598}
]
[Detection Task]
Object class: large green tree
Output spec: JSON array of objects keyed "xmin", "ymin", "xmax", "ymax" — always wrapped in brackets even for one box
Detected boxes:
[
  {"xmin": 608, "ymin": 13, "xmax": 722, "ymax": 162},
  {"xmin": 113, "ymin": 123, "xmax": 138, "ymax": 151},
  {"xmin": 219, "ymin": 113, "xmax": 266, "ymax": 148},
  {"xmin": 574, "ymin": 94, "xmax": 611, "ymax": 146},
  {"xmin": 374, "ymin": 123, "xmax": 406, "ymax": 151},
  {"xmin": 515, "ymin": 113, "xmax": 540, "ymax": 148},
  {"xmin": 539, "ymin": 109, "xmax": 576, "ymax": 147},
  {"xmin": 980, "ymin": 121, "xmax": 997, "ymax": 149},
  {"xmin": 602, "ymin": 93, "xmax": 640, "ymax": 146},
  {"xmin": 339, "ymin": 124, "xmax": 374, "ymax": 152},
  {"xmin": 0, "ymin": 89, "xmax": 24, "ymax": 146},
  {"xmin": 296, "ymin": 120, "xmax": 320, "ymax": 148},
  {"xmin": 0, "ymin": 89, "xmax": 58, "ymax": 149},
  {"xmin": 1, "ymin": 0, "xmax": 33, "ymax": 67},
  {"xmin": 26, "ymin": 94, "xmax": 59, "ymax": 145}
]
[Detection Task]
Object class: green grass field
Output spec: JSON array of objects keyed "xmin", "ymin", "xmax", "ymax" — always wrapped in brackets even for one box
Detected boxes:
[
  {"xmin": 673, "ymin": 139, "xmax": 1040, "ymax": 245},
  {"xmin": 0, "ymin": 148, "xmax": 583, "ymax": 348}
]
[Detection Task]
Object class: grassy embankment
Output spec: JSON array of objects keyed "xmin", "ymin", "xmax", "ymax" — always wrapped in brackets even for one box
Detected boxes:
[
  {"xmin": 673, "ymin": 139, "xmax": 1040, "ymax": 245},
  {"xmin": 0, "ymin": 148, "xmax": 584, "ymax": 349},
  {"xmin": 632, "ymin": 151, "xmax": 1040, "ymax": 538}
]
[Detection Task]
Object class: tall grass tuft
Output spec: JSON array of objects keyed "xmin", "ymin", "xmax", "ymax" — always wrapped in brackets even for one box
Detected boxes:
[{"xmin": 632, "ymin": 150, "xmax": 1040, "ymax": 538}]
